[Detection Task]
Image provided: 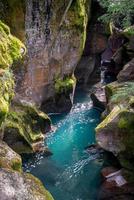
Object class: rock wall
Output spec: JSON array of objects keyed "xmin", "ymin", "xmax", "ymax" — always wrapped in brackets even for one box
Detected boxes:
[{"xmin": 0, "ymin": 0, "xmax": 91, "ymax": 109}]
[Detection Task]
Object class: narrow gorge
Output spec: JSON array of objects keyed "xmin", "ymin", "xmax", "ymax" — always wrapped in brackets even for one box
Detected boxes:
[{"xmin": 0, "ymin": 0, "xmax": 134, "ymax": 200}]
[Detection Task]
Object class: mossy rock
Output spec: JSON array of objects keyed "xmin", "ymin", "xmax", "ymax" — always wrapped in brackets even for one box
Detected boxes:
[
  {"xmin": 55, "ymin": 75, "xmax": 76, "ymax": 94},
  {"xmin": 0, "ymin": 168, "xmax": 54, "ymax": 200},
  {"xmin": 0, "ymin": 21, "xmax": 26, "ymax": 130},
  {"xmin": 105, "ymin": 81, "xmax": 134, "ymax": 110},
  {"xmin": 0, "ymin": 140, "xmax": 22, "ymax": 172},
  {"xmin": 0, "ymin": 20, "xmax": 26, "ymax": 69},
  {"xmin": 0, "ymin": 69, "xmax": 14, "ymax": 128},
  {"xmin": 68, "ymin": 0, "xmax": 90, "ymax": 51},
  {"xmin": 3, "ymin": 102, "xmax": 51, "ymax": 154},
  {"xmin": 96, "ymin": 105, "xmax": 134, "ymax": 171}
]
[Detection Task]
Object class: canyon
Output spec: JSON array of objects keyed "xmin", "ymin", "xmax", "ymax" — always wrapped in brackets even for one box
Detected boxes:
[{"xmin": 0, "ymin": 0, "xmax": 134, "ymax": 199}]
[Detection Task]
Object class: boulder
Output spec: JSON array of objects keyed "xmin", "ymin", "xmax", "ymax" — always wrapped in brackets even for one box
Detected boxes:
[
  {"xmin": 0, "ymin": 168, "xmax": 54, "ymax": 200},
  {"xmin": 96, "ymin": 81, "xmax": 134, "ymax": 171},
  {"xmin": 0, "ymin": 140, "xmax": 22, "ymax": 172},
  {"xmin": 96, "ymin": 106, "xmax": 134, "ymax": 170},
  {"xmin": 117, "ymin": 58, "xmax": 134, "ymax": 82},
  {"xmin": 3, "ymin": 102, "xmax": 51, "ymax": 154}
]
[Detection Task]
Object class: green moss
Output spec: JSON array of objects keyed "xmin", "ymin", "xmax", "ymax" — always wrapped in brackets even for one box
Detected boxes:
[
  {"xmin": 25, "ymin": 173, "xmax": 54, "ymax": 200},
  {"xmin": 96, "ymin": 106, "xmax": 123, "ymax": 132},
  {"xmin": 55, "ymin": 75, "xmax": 76, "ymax": 94},
  {"xmin": 11, "ymin": 159, "xmax": 22, "ymax": 172},
  {"xmin": 118, "ymin": 118, "xmax": 128, "ymax": 129},
  {"xmin": 0, "ymin": 69, "xmax": 14, "ymax": 126},
  {"xmin": 66, "ymin": 0, "xmax": 89, "ymax": 52},
  {"xmin": 4, "ymin": 102, "xmax": 51, "ymax": 153},
  {"xmin": 70, "ymin": 0, "xmax": 88, "ymax": 31},
  {"xmin": 0, "ymin": 20, "xmax": 26, "ymax": 69},
  {"xmin": 105, "ymin": 81, "xmax": 134, "ymax": 107},
  {"xmin": 0, "ymin": 141, "xmax": 22, "ymax": 172}
]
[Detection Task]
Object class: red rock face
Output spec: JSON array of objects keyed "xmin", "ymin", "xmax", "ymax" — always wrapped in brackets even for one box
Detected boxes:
[
  {"xmin": 1, "ymin": 0, "xmax": 90, "ymax": 106},
  {"xmin": 12, "ymin": 0, "xmax": 90, "ymax": 106}
]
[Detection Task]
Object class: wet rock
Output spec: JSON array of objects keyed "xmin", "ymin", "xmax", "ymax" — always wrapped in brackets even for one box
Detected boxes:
[
  {"xmin": 99, "ymin": 182, "xmax": 134, "ymax": 200},
  {"xmin": 117, "ymin": 58, "xmax": 134, "ymax": 82},
  {"xmin": 99, "ymin": 167, "xmax": 134, "ymax": 200},
  {"xmin": 101, "ymin": 166, "xmax": 119, "ymax": 178},
  {"xmin": 75, "ymin": 56, "xmax": 96, "ymax": 85},
  {"xmin": 84, "ymin": 144, "xmax": 104, "ymax": 155},
  {"xmin": 0, "ymin": 168, "xmax": 54, "ymax": 200},
  {"xmin": 90, "ymin": 93, "xmax": 105, "ymax": 111},
  {"xmin": 0, "ymin": 141, "xmax": 22, "ymax": 172}
]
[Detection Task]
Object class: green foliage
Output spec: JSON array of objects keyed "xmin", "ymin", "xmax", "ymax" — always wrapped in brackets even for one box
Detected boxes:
[
  {"xmin": 98, "ymin": 0, "xmax": 134, "ymax": 29},
  {"xmin": 55, "ymin": 76, "xmax": 76, "ymax": 94}
]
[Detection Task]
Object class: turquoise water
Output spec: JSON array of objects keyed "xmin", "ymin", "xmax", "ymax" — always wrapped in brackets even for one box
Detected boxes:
[{"xmin": 23, "ymin": 90, "xmax": 104, "ymax": 200}]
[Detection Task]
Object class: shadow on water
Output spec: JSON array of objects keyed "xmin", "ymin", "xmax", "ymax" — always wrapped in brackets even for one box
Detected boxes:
[{"xmin": 23, "ymin": 88, "xmax": 105, "ymax": 200}]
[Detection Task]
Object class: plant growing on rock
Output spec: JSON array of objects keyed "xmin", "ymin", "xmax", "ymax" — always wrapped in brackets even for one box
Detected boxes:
[{"xmin": 55, "ymin": 75, "xmax": 76, "ymax": 94}]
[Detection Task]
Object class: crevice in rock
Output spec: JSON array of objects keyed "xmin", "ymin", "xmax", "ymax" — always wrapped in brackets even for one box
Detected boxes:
[{"xmin": 75, "ymin": 0, "xmax": 107, "ymax": 86}]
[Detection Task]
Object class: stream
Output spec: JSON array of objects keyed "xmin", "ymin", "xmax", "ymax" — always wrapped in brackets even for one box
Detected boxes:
[{"xmin": 23, "ymin": 89, "xmax": 104, "ymax": 200}]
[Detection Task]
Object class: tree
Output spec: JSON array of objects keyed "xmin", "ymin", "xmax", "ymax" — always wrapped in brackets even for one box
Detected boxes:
[{"xmin": 98, "ymin": 0, "xmax": 134, "ymax": 29}]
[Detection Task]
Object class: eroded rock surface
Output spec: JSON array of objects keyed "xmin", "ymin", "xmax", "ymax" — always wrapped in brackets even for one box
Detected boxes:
[
  {"xmin": 0, "ymin": 168, "xmax": 54, "ymax": 200},
  {"xmin": 3, "ymin": 102, "xmax": 51, "ymax": 154},
  {"xmin": 0, "ymin": 141, "xmax": 22, "ymax": 171}
]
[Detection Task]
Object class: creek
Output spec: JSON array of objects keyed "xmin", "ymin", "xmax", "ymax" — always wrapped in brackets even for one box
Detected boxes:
[{"xmin": 23, "ymin": 88, "xmax": 104, "ymax": 200}]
